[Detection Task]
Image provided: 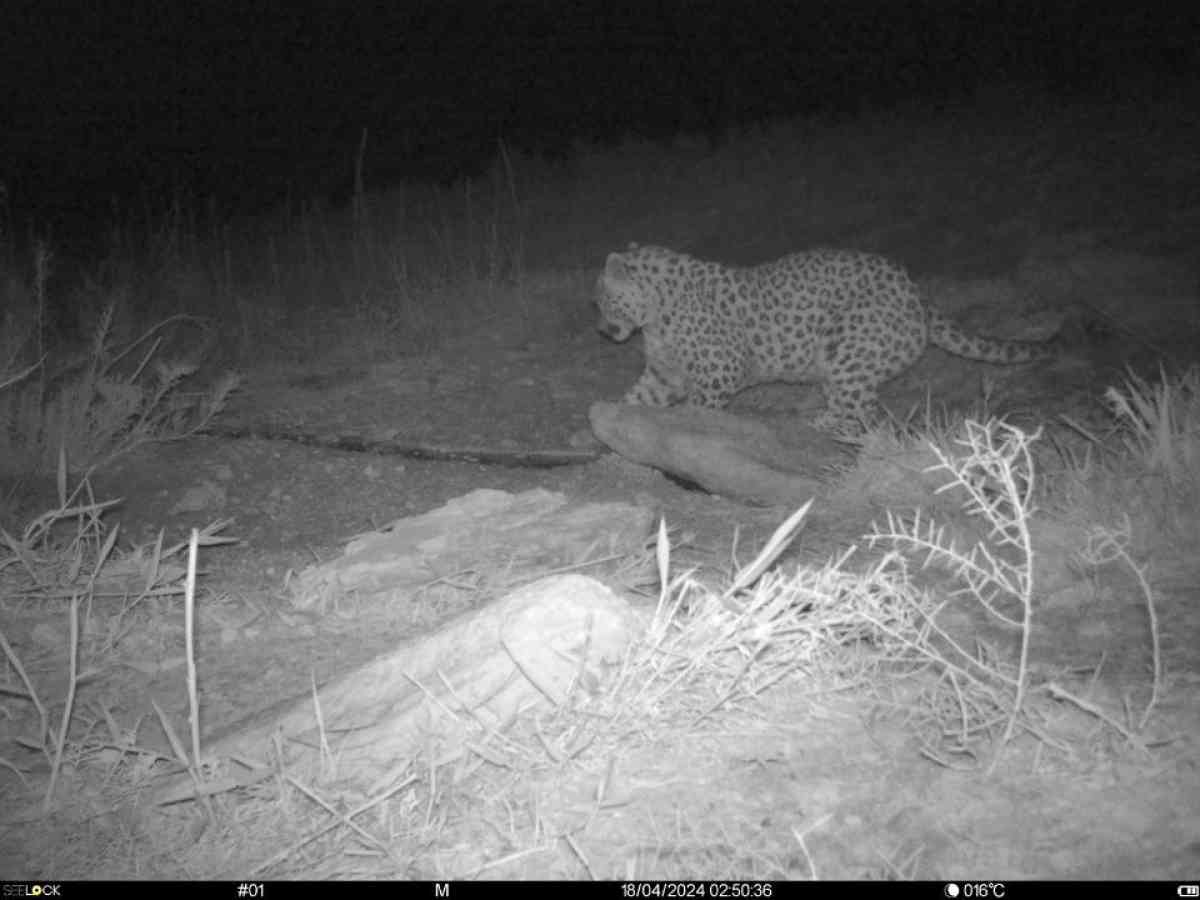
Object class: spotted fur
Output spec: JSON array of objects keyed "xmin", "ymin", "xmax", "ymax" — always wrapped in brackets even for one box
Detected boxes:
[{"xmin": 595, "ymin": 244, "xmax": 1059, "ymax": 435}]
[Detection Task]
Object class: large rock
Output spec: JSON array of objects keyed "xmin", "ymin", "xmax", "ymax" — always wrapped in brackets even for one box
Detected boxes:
[
  {"xmin": 589, "ymin": 401, "xmax": 831, "ymax": 506},
  {"xmin": 156, "ymin": 574, "xmax": 637, "ymax": 804},
  {"xmin": 288, "ymin": 488, "xmax": 654, "ymax": 611}
]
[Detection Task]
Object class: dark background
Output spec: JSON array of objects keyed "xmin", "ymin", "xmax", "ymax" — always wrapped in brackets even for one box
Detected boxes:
[{"xmin": 2, "ymin": 0, "xmax": 1196, "ymax": 236}]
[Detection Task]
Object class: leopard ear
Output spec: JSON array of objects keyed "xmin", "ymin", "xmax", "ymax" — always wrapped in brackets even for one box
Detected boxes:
[{"xmin": 604, "ymin": 253, "xmax": 631, "ymax": 282}]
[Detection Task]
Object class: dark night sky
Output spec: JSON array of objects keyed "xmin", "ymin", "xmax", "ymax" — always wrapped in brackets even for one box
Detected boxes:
[{"xmin": 2, "ymin": 0, "xmax": 1196, "ymax": 230}]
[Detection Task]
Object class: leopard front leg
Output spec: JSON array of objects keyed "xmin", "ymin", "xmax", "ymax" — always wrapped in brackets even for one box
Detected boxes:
[
  {"xmin": 811, "ymin": 386, "xmax": 877, "ymax": 437},
  {"xmin": 812, "ymin": 361, "xmax": 888, "ymax": 437},
  {"xmin": 624, "ymin": 338, "xmax": 745, "ymax": 409},
  {"xmin": 622, "ymin": 363, "xmax": 689, "ymax": 406}
]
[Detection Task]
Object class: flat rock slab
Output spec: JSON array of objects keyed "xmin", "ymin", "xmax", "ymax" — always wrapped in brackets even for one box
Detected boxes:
[
  {"xmin": 157, "ymin": 574, "xmax": 637, "ymax": 804},
  {"xmin": 589, "ymin": 401, "xmax": 834, "ymax": 506},
  {"xmin": 289, "ymin": 487, "xmax": 654, "ymax": 611}
]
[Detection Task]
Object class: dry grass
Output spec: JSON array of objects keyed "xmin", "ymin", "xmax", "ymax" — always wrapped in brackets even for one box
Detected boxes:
[
  {"xmin": 0, "ymin": 369, "xmax": 1182, "ymax": 876},
  {"xmin": 183, "ymin": 419, "xmax": 1172, "ymax": 876},
  {"xmin": 0, "ymin": 458, "xmax": 234, "ymax": 834},
  {"xmin": 1058, "ymin": 364, "xmax": 1200, "ymax": 557},
  {"xmin": 0, "ymin": 244, "xmax": 239, "ymax": 479},
  {"xmin": 9, "ymin": 89, "xmax": 1195, "ymax": 376},
  {"xmin": 1104, "ymin": 364, "xmax": 1200, "ymax": 498}
]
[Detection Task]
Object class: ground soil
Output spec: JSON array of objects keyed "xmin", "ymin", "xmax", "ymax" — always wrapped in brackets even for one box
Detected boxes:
[{"xmin": 2, "ymin": 238, "xmax": 1199, "ymax": 881}]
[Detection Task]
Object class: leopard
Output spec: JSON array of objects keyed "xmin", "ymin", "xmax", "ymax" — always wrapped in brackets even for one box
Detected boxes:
[{"xmin": 594, "ymin": 243, "xmax": 1061, "ymax": 436}]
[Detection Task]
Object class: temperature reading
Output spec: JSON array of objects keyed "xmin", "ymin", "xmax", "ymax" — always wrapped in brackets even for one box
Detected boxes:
[{"xmin": 963, "ymin": 884, "xmax": 1006, "ymax": 899}]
